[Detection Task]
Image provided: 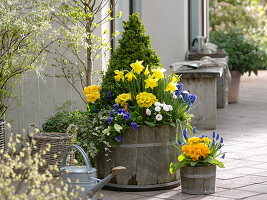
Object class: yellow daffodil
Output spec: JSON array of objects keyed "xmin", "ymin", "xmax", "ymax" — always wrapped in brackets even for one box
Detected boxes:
[
  {"xmin": 171, "ymin": 75, "xmax": 181, "ymax": 83},
  {"xmin": 144, "ymin": 76, "xmax": 158, "ymax": 89},
  {"xmin": 114, "ymin": 70, "xmax": 124, "ymax": 81},
  {"xmin": 166, "ymin": 82, "xmax": 177, "ymax": 93},
  {"xmin": 151, "ymin": 67, "xmax": 166, "ymax": 79},
  {"xmin": 130, "ymin": 60, "xmax": 144, "ymax": 74},
  {"xmin": 136, "ymin": 92, "xmax": 157, "ymax": 108},
  {"xmin": 144, "ymin": 66, "xmax": 150, "ymax": 76},
  {"xmin": 125, "ymin": 71, "xmax": 137, "ymax": 81}
]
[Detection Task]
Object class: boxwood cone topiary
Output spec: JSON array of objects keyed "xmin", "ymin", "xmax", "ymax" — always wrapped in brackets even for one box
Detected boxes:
[{"xmin": 101, "ymin": 13, "xmax": 161, "ymax": 102}]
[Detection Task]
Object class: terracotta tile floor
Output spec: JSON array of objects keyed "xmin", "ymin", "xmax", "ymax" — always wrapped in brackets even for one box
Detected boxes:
[{"xmin": 96, "ymin": 71, "xmax": 267, "ymax": 200}]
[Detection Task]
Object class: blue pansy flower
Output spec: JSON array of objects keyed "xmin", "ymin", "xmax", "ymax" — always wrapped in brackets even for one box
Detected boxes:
[
  {"xmin": 107, "ymin": 117, "xmax": 113, "ymax": 124},
  {"xmin": 115, "ymin": 136, "xmax": 122, "ymax": 142},
  {"xmin": 113, "ymin": 104, "xmax": 120, "ymax": 110},
  {"xmin": 118, "ymin": 108, "xmax": 126, "ymax": 114},
  {"xmin": 131, "ymin": 122, "xmax": 137, "ymax": 129},
  {"xmin": 123, "ymin": 112, "xmax": 131, "ymax": 120}
]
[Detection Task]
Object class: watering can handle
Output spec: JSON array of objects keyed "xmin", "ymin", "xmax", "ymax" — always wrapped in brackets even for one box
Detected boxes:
[{"xmin": 61, "ymin": 145, "xmax": 92, "ymax": 171}]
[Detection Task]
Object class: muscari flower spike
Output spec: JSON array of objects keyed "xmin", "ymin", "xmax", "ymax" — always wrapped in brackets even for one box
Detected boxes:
[
  {"xmin": 221, "ymin": 154, "xmax": 225, "ymax": 159},
  {"xmin": 192, "ymin": 126, "xmax": 197, "ymax": 134},
  {"xmin": 178, "ymin": 139, "xmax": 183, "ymax": 146},
  {"xmin": 183, "ymin": 129, "xmax": 188, "ymax": 140},
  {"xmin": 220, "ymin": 137, "xmax": 224, "ymax": 144},
  {"xmin": 212, "ymin": 131, "xmax": 216, "ymax": 138},
  {"xmin": 216, "ymin": 133, "xmax": 220, "ymax": 140},
  {"xmin": 212, "ymin": 139, "xmax": 215, "ymax": 146}
]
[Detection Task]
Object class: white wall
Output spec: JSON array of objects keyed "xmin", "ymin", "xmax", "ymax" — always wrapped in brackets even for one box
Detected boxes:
[{"xmin": 141, "ymin": 0, "xmax": 189, "ymax": 72}]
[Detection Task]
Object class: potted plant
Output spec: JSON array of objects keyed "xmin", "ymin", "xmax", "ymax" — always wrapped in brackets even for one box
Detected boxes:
[
  {"xmin": 169, "ymin": 130, "xmax": 225, "ymax": 194},
  {"xmin": 210, "ymin": 31, "xmax": 267, "ymax": 103},
  {"xmin": 83, "ymin": 60, "xmax": 197, "ymax": 190}
]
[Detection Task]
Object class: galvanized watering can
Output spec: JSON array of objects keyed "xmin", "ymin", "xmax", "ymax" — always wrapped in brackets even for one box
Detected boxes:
[{"xmin": 60, "ymin": 145, "xmax": 126, "ymax": 200}]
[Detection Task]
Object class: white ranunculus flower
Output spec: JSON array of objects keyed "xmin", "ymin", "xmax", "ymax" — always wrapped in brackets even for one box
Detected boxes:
[
  {"xmin": 155, "ymin": 114, "xmax": 163, "ymax": 121},
  {"xmin": 154, "ymin": 102, "xmax": 161, "ymax": 106},
  {"xmin": 155, "ymin": 106, "xmax": 161, "ymax": 112},
  {"xmin": 168, "ymin": 105, "xmax": 173, "ymax": 111},
  {"xmin": 146, "ymin": 108, "xmax": 152, "ymax": 115},
  {"xmin": 163, "ymin": 105, "xmax": 169, "ymax": 111}
]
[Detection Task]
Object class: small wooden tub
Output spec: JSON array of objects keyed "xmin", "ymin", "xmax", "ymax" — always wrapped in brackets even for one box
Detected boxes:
[{"xmin": 180, "ymin": 165, "xmax": 216, "ymax": 194}]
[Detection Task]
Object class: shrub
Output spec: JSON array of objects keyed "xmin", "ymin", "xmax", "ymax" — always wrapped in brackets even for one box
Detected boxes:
[
  {"xmin": 101, "ymin": 13, "xmax": 161, "ymax": 102},
  {"xmin": 210, "ymin": 31, "xmax": 267, "ymax": 75}
]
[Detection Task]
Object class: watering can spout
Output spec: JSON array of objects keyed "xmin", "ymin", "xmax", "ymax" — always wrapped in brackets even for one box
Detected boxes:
[{"xmin": 87, "ymin": 166, "xmax": 126, "ymax": 198}]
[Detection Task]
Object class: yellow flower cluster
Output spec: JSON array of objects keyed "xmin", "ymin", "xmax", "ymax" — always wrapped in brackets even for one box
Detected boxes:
[
  {"xmin": 83, "ymin": 85, "xmax": 101, "ymax": 103},
  {"xmin": 145, "ymin": 75, "xmax": 158, "ymax": 89},
  {"xmin": 115, "ymin": 93, "xmax": 132, "ymax": 106},
  {"xmin": 136, "ymin": 92, "xmax": 158, "ymax": 108},
  {"xmin": 130, "ymin": 60, "xmax": 144, "ymax": 74},
  {"xmin": 114, "ymin": 70, "xmax": 125, "ymax": 81},
  {"xmin": 182, "ymin": 143, "xmax": 210, "ymax": 161},
  {"xmin": 188, "ymin": 137, "xmax": 212, "ymax": 145}
]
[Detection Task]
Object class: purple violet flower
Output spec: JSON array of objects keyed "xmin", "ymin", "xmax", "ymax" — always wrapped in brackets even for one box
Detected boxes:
[
  {"xmin": 92, "ymin": 107, "xmax": 99, "ymax": 113},
  {"xmin": 118, "ymin": 108, "xmax": 126, "ymax": 114},
  {"xmin": 113, "ymin": 104, "xmax": 120, "ymax": 110},
  {"xmin": 123, "ymin": 112, "xmax": 131, "ymax": 120},
  {"xmin": 131, "ymin": 122, "xmax": 137, "ymax": 129}
]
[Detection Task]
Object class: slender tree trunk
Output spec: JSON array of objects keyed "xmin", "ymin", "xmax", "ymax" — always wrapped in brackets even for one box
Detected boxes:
[{"xmin": 86, "ymin": 51, "xmax": 93, "ymax": 86}]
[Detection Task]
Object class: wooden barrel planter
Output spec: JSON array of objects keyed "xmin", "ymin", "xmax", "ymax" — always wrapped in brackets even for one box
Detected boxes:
[
  {"xmin": 96, "ymin": 125, "xmax": 180, "ymax": 191},
  {"xmin": 180, "ymin": 165, "xmax": 216, "ymax": 194}
]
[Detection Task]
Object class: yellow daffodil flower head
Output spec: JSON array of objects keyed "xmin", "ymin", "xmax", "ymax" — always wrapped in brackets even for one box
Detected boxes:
[
  {"xmin": 136, "ymin": 92, "xmax": 158, "ymax": 108},
  {"xmin": 83, "ymin": 85, "xmax": 101, "ymax": 95},
  {"xmin": 166, "ymin": 82, "xmax": 177, "ymax": 93},
  {"xmin": 130, "ymin": 60, "xmax": 144, "ymax": 74},
  {"xmin": 115, "ymin": 93, "xmax": 132, "ymax": 106},
  {"xmin": 151, "ymin": 67, "xmax": 166, "ymax": 79},
  {"xmin": 144, "ymin": 66, "xmax": 150, "ymax": 76},
  {"xmin": 171, "ymin": 74, "xmax": 181, "ymax": 83},
  {"xmin": 125, "ymin": 71, "xmax": 137, "ymax": 81},
  {"xmin": 114, "ymin": 70, "xmax": 125, "ymax": 81},
  {"xmin": 144, "ymin": 76, "xmax": 158, "ymax": 89}
]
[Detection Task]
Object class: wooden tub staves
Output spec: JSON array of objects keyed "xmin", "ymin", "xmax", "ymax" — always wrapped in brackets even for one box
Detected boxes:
[
  {"xmin": 96, "ymin": 125, "xmax": 180, "ymax": 191},
  {"xmin": 180, "ymin": 165, "xmax": 216, "ymax": 194}
]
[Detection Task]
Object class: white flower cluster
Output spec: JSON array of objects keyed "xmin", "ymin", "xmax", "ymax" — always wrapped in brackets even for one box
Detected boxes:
[{"xmin": 145, "ymin": 102, "xmax": 173, "ymax": 121}]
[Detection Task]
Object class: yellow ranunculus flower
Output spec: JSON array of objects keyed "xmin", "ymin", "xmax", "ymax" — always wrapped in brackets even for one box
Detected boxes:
[
  {"xmin": 201, "ymin": 137, "xmax": 212, "ymax": 143},
  {"xmin": 86, "ymin": 91, "xmax": 100, "ymax": 103},
  {"xmin": 125, "ymin": 71, "xmax": 137, "ymax": 81},
  {"xmin": 144, "ymin": 76, "xmax": 158, "ymax": 89},
  {"xmin": 83, "ymin": 85, "xmax": 101, "ymax": 95},
  {"xmin": 166, "ymin": 82, "xmax": 177, "ymax": 93},
  {"xmin": 151, "ymin": 67, "xmax": 166, "ymax": 79},
  {"xmin": 171, "ymin": 75, "xmax": 181, "ymax": 83},
  {"xmin": 188, "ymin": 137, "xmax": 201, "ymax": 144},
  {"xmin": 114, "ymin": 70, "xmax": 125, "ymax": 81},
  {"xmin": 115, "ymin": 93, "xmax": 132, "ymax": 106},
  {"xmin": 130, "ymin": 60, "xmax": 144, "ymax": 74},
  {"xmin": 182, "ymin": 143, "xmax": 210, "ymax": 161},
  {"xmin": 136, "ymin": 92, "xmax": 158, "ymax": 108},
  {"xmin": 144, "ymin": 66, "xmax": 150, "ymax": 76}
]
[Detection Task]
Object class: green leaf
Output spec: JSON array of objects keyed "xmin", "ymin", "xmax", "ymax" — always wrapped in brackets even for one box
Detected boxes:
[
  {"xmin": 117, "ymin": 11, "xmax": 122, "ymax": 18},
  {"xmin": 144, "ymin": 121, "xmax": 155, "ymax": 127},
  {"xmin": 178, "ymin": 154, "xmax": 185, "ymax": 161},
  {"xmin": 190, "ymin": 162, "xmax": 196, "ymax": 166}
]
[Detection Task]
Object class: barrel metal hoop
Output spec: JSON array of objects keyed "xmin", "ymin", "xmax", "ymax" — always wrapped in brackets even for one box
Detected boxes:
[
  {"xmin": 110, "ymin": 142, "xmax": 174, "ymax": 148},
  {"xmin": 181, "ymin": 173, "xmax": 216, "ymax": 178}
]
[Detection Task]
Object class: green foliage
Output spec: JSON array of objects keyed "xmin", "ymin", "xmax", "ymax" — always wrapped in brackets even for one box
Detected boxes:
[
  {"xmin": 209, "ymin": 0, "xmax": 267, "ymax": 57},
  {"xmin": 101, "ymin": 13, "xmax": 161, "ymax": 102},
  {"xmin": 42, "ymin": 104, "xmax": 110, "ymax": 164},
  {"xmin": 210, "ymin": 31, "xmax": 267, "ymax": 75},
  {"xmin": 0, "ymin": 0, "xmax": 55, "ymax": 117}
]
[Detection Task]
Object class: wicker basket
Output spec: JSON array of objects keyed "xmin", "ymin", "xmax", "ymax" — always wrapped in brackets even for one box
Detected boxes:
[
  {"xmin": 0, "ymin": 120, "xmax": 5, "ymax": 152},
  {"xmin": 28, "ymin": 124, "xmax": 77, "ymax": 176}
]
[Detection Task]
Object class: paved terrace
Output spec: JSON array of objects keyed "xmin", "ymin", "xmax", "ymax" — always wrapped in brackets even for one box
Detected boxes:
[{"xmin": 98, "ymin": 71, "xmax": 267, "ymax": 200}]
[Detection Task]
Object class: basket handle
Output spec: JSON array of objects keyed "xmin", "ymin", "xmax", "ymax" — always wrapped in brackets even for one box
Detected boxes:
[
  {"xmin": 61, "ymin": 145, "xmax": 92, "ymax": 171},
  {"xmin": 65, "ymin": 124, "xmax": 78, "ymax": 136}
]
